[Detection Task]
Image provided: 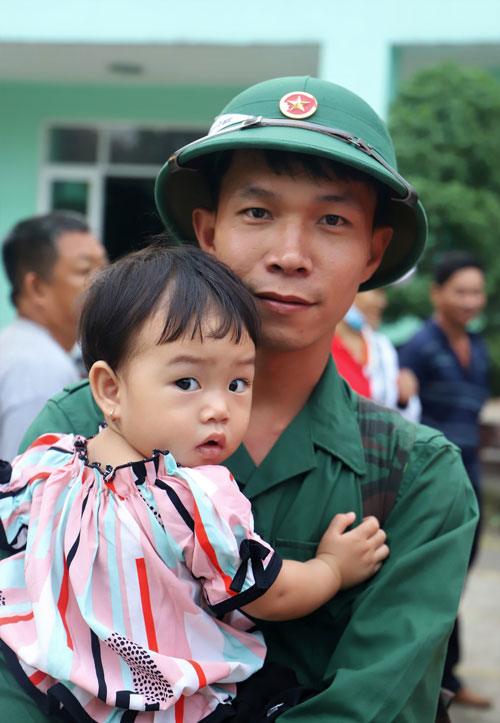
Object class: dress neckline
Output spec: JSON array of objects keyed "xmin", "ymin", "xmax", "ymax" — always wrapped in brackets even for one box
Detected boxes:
[{"xmin": 73, "ymin": 435, "xmax": 171, "ymax": 483}]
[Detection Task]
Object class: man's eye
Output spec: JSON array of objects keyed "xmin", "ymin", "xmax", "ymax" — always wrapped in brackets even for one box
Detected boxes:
[
  {"xmin": 175, "ymin": 378, "xmax": 199, "ymax": 391},
  {"xmin": 245, "ymin": 208, "xmax": 269, "ymax": 220},
  {"xmin": 320, "ymin": 214, "xmax": 344, "ymax": 226},
  {"xmin": 229, "ymin": 378, "xmax": 248, "ymax": 393}
]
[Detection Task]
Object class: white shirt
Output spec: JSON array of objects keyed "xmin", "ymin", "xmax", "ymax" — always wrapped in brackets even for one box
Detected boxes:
[
  {"xmin": 0, "ymin": 317, "xmax": 80, "ymax": 460},
  {"xmin": 364, "ymin": 326, "xmax": 421, "ymax": 424}
]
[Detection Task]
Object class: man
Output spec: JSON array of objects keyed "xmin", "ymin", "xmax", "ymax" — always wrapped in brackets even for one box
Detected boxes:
[
  {"xmin": 399, "ymin": 251, "xmax": 490, "ymax": 709},
  {"xmin": 8, "ymin": 78, "xmax": 477, "ymax": 722},
  {"xmin": 0, "ymin": 212, "xmax": 106, "ymax": 460}
]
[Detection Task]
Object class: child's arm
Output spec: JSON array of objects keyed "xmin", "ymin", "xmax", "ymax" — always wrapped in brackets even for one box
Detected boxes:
[{"xmin": 241, "ymin": 512, "xmax": 388, "ymax": 621}]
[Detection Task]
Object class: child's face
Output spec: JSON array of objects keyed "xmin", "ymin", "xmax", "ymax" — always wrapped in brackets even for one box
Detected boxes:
[{"xmin": 115, "ymin": 310, "xmax": 255, "ymax": 467}]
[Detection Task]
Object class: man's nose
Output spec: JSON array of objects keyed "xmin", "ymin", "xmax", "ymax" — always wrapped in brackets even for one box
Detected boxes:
[{"xmin": 265, "ymin": 221, "xmax": 313, "ymax": 276}]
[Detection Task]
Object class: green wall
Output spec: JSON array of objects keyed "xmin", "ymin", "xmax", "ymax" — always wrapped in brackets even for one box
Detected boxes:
[{"xmin": 0, "ymin": 80, "xmax": 243, "ymax": 325}]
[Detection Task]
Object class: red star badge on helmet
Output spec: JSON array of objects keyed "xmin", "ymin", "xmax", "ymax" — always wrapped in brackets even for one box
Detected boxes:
[{"xmin": 279, "ymin": 91, "xmax": 318, "ymax": 119}]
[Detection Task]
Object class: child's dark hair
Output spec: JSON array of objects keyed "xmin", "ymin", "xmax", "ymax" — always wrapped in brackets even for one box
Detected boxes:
[{"xmin": 79, "ymin": 244, "xmax": 260, "ymax": 372}]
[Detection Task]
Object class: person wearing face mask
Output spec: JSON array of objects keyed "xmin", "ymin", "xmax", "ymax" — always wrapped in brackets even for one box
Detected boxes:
[
  {"xmin": 332, "ymin": 293, "xmax": 421, "ymax": 422},
  {"xmin": 331, "ymin": 305, "xmax": 371, "ymax": 399}
]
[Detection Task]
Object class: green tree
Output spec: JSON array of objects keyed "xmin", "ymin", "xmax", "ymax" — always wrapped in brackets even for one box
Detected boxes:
[{"xmin": 387, "ymin": 62, "xmax": 500, "ymax": 391}]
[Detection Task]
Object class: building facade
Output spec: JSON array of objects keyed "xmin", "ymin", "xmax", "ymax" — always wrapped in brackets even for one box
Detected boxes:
[{"xmin": 1, "ymin": 0, "xmax": 499, "ymax": 325}]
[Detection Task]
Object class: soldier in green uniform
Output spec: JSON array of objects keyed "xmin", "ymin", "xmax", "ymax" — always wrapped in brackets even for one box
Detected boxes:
[{"xmin": 5, "ymin": 76, "xmax": 477, "ymax": 722}]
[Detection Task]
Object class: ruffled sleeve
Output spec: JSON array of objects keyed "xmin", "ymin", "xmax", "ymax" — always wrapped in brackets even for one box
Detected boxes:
[
  {"xmin": 0, "ymin": 433, "xmax": 70, "ymax": 552},
  {"xmin": 173, "ymin": 464, "xmax": 282, "ymax": 615}
]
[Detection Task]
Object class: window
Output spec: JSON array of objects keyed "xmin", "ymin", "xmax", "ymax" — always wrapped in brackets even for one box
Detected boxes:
[
  {"xmin": 109, "ymin": 128, "xmax": 199, "ymax": 164},
  {"xmin": 40, "ymin": 123, "xmax": 204, "ymax": 259},
  {"xmin": 49, "ymin": 128, "xmax": 98, "ymax": 163}
]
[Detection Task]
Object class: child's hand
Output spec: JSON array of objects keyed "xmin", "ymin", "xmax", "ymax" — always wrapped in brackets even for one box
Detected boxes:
[{"xmin": 315, "ymin": 513, "xmax": 389, "ymax": 590}]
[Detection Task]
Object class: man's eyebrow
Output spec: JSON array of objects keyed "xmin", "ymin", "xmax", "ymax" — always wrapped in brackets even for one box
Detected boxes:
[
  {"xmin": 237, "ymin": 184, "xmax": 280, "ymax": 201},
  {"xmin": 237, "ymin": 186, "xmax": 365, "ymax": 209},
  {"xmin": 74, "ymin": 252, "xmax": 105, "ymax": 262},
  {"xmin": 315, "ymin": 193, "xmax": 363, "ymax": 207}
]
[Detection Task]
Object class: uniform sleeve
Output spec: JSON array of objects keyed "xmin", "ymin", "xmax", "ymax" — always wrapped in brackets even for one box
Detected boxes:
[
  {"xmin": 178, "ymin": 466, "xmax": 282, "ymax": 615},
  {"xmin": 280, "ymin": 433, "xmax": 478, "ymax": 723}
]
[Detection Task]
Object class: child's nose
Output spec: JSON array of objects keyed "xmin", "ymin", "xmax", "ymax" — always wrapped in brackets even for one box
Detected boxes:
[{"xmin": 200, "ymin": 395, "xmax": 229, "ymax": 423}]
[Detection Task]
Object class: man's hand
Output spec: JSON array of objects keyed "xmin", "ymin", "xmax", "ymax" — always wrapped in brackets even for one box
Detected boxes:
[
  {"xmin": 316, "ymin": 513, "xmax": 389, "ymax": 590},
  {"xmin": 397, "ymin": 368, "xmax": 419, "ymax": 407}
]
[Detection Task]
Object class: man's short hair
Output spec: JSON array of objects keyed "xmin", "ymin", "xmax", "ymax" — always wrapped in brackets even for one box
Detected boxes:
[
  {"xmin": 433, "ymin": 250, "xmax": 485, "ymax": 286},
  {"xmin": 2, "ymin": 211, "xmax": 90, "ymax": 306}
]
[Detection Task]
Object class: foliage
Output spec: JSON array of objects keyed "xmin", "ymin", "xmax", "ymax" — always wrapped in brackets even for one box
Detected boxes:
[{"xmin": 386, "ymin": 62, "xmax": 500, "ymax": 392}]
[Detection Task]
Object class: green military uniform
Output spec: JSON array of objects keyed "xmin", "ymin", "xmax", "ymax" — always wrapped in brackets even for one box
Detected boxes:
[{"xmin": 8, "ymin": 359, "xmax": 477, "ymax": 722}]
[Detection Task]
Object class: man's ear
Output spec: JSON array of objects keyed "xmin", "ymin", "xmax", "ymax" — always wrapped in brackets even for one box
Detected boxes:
[
  {"xmin": 89, "ymin": 361, "xmax": 121, "ymax": 421},
  {"xmin": 360, "ymin": 226, "xmax": 393, "ymax": 284},
  {"xmin": 430, "ymin": 283, "xmax": 441, "ymax": 309},
  {"xmin": 192, "ymin": 207, "xmax": 217, "ymax": 254},
  {"xmin": 23, "ymin": 271, "xmax": 48, "ymax": 305}
]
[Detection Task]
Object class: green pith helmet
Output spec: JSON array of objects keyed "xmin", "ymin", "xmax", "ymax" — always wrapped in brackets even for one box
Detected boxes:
[{"xmin": 155, "ymin": 76, "xmax": 426, "ymax": 290}]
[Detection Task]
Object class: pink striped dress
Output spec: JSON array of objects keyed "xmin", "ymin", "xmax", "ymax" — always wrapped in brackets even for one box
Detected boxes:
[{"xmin": 0, "ymin": 433, "xmax": 281, "ymax": 722}]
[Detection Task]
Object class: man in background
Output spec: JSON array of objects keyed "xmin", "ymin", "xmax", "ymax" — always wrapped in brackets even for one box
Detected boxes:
[
  {"xmin": 0, "ymin": 211, "xmax": 106, "ymax": 459},
  {"xmin": 399, "ymin": 250, "xmax": 491, "ymax": 709}
]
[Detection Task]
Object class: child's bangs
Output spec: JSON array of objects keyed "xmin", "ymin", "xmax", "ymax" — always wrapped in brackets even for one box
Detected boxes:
[{"xmin": 156, "ymin": 279, "xmax": 252, "ymax": 346}]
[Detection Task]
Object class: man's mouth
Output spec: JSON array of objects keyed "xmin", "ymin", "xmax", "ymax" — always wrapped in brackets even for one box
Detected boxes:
[{"xmin": 254, "ymin": 292, "xmax": 314, "ymax": 313}]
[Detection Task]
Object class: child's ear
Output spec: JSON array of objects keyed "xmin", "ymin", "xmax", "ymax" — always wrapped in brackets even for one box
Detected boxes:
[{"xmin": 89, "ymin": 361, "xmax": 121, "ymax": 421}]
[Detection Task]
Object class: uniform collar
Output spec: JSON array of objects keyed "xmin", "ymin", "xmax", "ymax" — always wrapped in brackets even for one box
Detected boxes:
[{"xmin": 226, "ymin": 358, "xmax": 366, "ymax": 499}]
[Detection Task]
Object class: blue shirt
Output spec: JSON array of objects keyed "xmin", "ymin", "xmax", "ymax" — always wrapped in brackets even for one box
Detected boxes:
[{"xmin": 399, "ymin": 317, "xmax": 489, "ymax": 485}]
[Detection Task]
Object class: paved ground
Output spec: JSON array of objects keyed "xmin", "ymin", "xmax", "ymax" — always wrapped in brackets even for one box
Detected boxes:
[{"xmin": 448, "ymin": 527, "xmax": 500, "ymax": 723}]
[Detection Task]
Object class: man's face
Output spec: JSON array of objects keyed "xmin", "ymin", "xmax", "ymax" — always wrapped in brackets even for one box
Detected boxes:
[
  {"xmin": 42, "ymin": 230, "xmax": 107, "ymax": 350},
  {"xmin": 193, "ymin": 151, "xmax": 391, "ymax": 353},
  {"xmin": 432, "ymin": 267, "xmax": 486, "ymax": 329}
]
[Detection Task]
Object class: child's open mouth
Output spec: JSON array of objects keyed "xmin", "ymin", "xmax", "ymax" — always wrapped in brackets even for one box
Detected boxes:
[{"xmin": 196, "ymin": 435, "xmax": 226, "ymax": 460}]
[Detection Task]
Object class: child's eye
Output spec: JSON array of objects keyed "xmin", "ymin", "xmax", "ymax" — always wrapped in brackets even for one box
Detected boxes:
[
  {"xmin": 175, "ymin": 378, "xmax": 199, "ymax": 391},
  {"xmin": 229, "ymin": 378, "xmax": 248, "ymax": 393}
]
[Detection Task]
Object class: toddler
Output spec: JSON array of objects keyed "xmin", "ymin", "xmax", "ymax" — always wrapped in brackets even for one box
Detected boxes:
[{"xmin": 0, "ymin": 246, "xmax": 388, "ymax": 723}]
